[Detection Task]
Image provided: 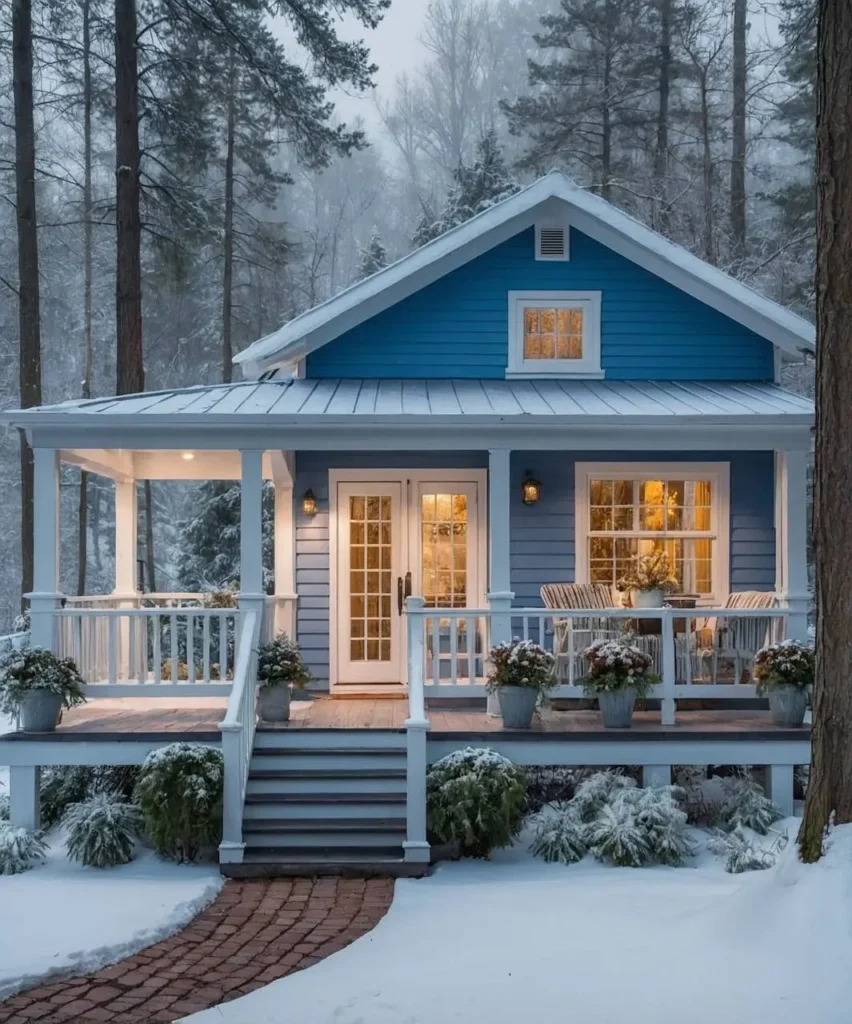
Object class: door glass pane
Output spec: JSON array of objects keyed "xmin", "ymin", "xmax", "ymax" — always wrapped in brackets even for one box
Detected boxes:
[
  {"xmin": 421, "ymin": 492, "xmax": 468, "ymax": 608},
  {"xmin": 348, "ymin": 494, "xmax": 392, "ymax": 662}
]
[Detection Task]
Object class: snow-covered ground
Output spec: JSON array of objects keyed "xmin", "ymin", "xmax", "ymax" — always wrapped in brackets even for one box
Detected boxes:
[
  {"xmin": 185, "ymin": 818, "xmax": 852, "ymax": 1024},
  {"xmin": 0, "ymin": 831, "xmax": 222, "ymax": 998}
]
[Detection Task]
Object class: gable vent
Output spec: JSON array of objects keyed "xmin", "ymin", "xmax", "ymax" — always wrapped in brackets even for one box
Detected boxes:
[{"xmin": 535, "ymin": 223, "xmax": 569, "ymax": 261}]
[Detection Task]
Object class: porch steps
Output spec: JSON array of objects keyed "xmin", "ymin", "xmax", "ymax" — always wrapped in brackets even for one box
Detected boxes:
[{"xmin": 224, "ymin": 728, "xmax": 424, "ymax": 879}]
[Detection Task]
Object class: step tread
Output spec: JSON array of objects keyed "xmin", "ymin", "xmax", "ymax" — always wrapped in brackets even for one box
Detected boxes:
[
  {"xmin": 245, "ymin": 792, "xmax": 406, "ymax": 805},
  {"xmin": 241, "ymin": 818, "xmax": 407, "ymax": 832},
  {"xmin": 249, "ymin": 769, "xmax": 406, "ymax": 780}
]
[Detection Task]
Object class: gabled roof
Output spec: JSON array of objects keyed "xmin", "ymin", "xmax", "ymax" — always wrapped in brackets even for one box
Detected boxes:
[{"xmin": 235, "ymin": 170, "xmax": 816, "ymax": 374}]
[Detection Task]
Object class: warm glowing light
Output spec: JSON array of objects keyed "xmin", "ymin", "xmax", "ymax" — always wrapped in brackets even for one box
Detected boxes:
[
  {"xmin": 181, "ymin": 452, "xmax": 195, "ymax": 461},
  {"xmin": 521, "ymin": 472, "xmax": 542, "ymax": 506},
  {"xmin": 302, "ymin": 489, "xmax": 318, "ymax": 516}
]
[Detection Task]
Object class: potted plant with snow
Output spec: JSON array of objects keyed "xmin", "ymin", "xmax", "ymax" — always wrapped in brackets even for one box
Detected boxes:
[
  {"xmin": 617, "ymin": 550, "xmax": 679, "ymax": 608},
  {"xmin": 486, "ymin": 638, "xmax": 556, "ymax": 729},
  {"xmin": 753, "ymin": 639, "xmax": 814, "ymax": 727},
  {"xmin": 0, "ymin": 646, "xmax": 86, "ymax": 732},
  {"xmin": 256, "ymin": 632, "xmax": 313, "ymax": 723},
  {"xmin": 580, "ymin": 637, "xmax": 658, "ymax": 728}
]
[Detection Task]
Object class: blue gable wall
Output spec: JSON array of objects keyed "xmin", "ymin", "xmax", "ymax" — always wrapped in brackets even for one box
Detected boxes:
[
  {"xmin": 293, "ymin": 449, "xmax": 775, "ymax": 688},
  {"xmin": 306, "ymin": 228, "xmax": 775, "ymax": 380}
]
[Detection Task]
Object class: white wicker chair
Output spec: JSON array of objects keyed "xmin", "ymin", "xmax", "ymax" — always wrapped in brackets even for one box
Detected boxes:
[{"xmin": 540, "ymin": 583, "xmax": 622, "ymax": 684}]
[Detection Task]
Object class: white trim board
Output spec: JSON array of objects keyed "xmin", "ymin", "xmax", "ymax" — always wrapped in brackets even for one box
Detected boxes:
[
  {"xmin": 507, "ymin": 291, "xmax": 602, "ymax": 378},
  {"xmin": 234, "ymin": 171, "xmax": 815, "ymax": 373},
  {"xmin": 574, "ymin": 461, "xmax": 731, "ymax": 604}
]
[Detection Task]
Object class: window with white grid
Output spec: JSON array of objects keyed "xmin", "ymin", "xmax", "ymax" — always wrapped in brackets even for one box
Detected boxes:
[{"xmin": 507, "ymin": 291, "xmax": 602, "ymax": 377}]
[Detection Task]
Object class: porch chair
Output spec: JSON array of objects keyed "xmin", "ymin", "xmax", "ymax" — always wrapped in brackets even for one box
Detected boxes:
[
  {"xmin": 693, "ymin": 591, "xmax": 781, "ymax": 684},
  {"xmin": 540, "ymin": 583, "xmax": 622, "ymax": 684}
]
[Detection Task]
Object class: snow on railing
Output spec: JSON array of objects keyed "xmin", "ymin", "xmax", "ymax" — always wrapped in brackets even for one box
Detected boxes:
[
  {"xmin": 55, "ymin": 606, "xmax": 241, "ymax": 693},
  {"xmin": 404, "ymin": 602, "xmax": 791, "ymax": 726},
  {"xmin": 218, "ymin": 609, "xmax": 261, "ymax": 864}
]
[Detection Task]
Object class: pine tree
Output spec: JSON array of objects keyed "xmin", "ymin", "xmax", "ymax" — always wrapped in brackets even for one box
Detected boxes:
[
  {"xmin": 358, "ymin": 230, "xmax": 388, "ymax": 278},
  {"xmin": 502, "ymin": 0, "xmax": 657, "ymax": 200},
  {"xmin": 414, "ymin": 129, "xmax": 519, "ymax": 245}
]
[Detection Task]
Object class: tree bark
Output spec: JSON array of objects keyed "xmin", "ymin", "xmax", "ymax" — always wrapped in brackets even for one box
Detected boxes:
[
  {"xmin": 115, "ymin": 0, "xmax": 143, "ymax": 396},
  {"xmin": 78, "ymin": 0, "xmax": 94, "ymax": 596},
  {"xmin": 653, "ymin": 0, "xmax": 672, "ymax": 232},
  {"xmin": 799, "ymin": 0, "xmax": 852, "ymax": 863},
  {"xmin": 13, "ymin": 0, "xmax": 42, "ymax": 609},
  {"xmin": 730, "ymin": 0, "xmax": 748, "ymax": 261},
  {"xmin": 221, "ymin": 47, "xmax": 237, "ymax": 385}
]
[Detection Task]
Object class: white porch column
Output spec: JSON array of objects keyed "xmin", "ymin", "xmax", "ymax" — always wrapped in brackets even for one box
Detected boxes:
[
  {"xmin": 113, "ymin": 478, "xmax": 139, "ymax": 596},
  {"xmin": 29, "ymin": 447, "xmax": 61, "ymax": 651},
  {"xmin": 272, "ymin": 452, "xmax": 297, "ymax": 639},
  {"xmin": 9, "ymin": 766, "xmax": 41, "ymax": 830},
  {"xmin": 776, "ymin": 448, "xmax": 809, "ymax": 640},
  {"xmin": 240, "ymin": 449, "xmax": 265, "ymax": 630},
  {"xmin": 487, "ymin": 449, "xmax": 514, "ymax": 714}
]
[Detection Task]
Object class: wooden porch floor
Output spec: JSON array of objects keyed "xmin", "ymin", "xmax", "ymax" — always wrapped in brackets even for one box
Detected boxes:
[{"xmin": 1, "ymin": 695, "xmax": 809, "ymax": 741}]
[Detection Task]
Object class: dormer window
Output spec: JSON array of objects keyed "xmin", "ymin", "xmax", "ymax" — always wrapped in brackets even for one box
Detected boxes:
[{"xmin": 507, "ymin": 291, "xmax": 602, "ymax": 378}]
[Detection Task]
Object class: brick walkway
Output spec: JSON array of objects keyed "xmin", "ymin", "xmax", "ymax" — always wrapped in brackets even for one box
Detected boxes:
[{"xmin": 0, "ymin": 877, "xmax": 395, "ymax": 1024}]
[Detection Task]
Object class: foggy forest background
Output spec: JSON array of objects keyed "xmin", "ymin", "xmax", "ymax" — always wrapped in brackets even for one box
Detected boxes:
[{"xmin": 0, "ymin": 0, "xmax": 816, "ymax": 629}]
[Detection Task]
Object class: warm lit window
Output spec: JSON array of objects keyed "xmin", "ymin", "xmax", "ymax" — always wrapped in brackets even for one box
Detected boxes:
[
  {"xmin": 575, "ymin": 464, "xmax": 730, "ymax": 600},
  {"xmin": 508, "ymin": 292, "xmax": 601, "ymax": 377}
]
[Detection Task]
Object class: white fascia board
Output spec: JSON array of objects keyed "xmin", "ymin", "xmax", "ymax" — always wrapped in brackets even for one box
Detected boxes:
[{"xmin": 234, "ymin": 172, "xmax": 814, "ymax": 371}]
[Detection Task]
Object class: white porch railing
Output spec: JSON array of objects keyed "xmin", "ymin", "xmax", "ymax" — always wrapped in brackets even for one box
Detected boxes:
[
  {"xmin": 404, "ymin": 602, "xmax": 791, "ymax": 726},
  {"xmin": 55, "ymin": 606, "xmax": 241, "ymax": 694},
  {"xmin": 218, "ymin": 609, "xmax": 261, "ymax": 864}
]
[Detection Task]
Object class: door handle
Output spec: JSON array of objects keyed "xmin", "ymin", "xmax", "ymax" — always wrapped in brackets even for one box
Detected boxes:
[{"xmin": 397, "ymin": 576, "xmax": 404, "ymax": 615}]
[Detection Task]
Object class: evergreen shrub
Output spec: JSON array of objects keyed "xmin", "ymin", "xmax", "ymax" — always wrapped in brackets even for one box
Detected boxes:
[
  {"xmin": 0, "ymin": 824, "xmax": 48, "ymax": 875},
  {"xmin": 64, "ymin": 791, "xmax": 143, "ymax": 868}
]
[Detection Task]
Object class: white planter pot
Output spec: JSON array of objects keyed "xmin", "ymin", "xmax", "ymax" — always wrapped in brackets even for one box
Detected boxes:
[
  {"xmin": 632, "ymin": 589, "xmax": 665, "ymax": 609},
  {"xmin": 19, "ymin": 690, "xmax": 64, "ymax": 732},
  {"xmin": 257, "ymin": 684, "xmax": 291, "ymax": 723}
]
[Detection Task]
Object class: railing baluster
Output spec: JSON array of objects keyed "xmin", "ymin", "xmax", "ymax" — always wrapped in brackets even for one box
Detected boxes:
[
  {"xmin": 170, "ymin": 613, "xmax": 179, "ymax": 684},
  {"xmin": 467, "ymin": 616, "xmax": 476, "ymax": 684},
  {"xmin": 219, "ymin": 612, "xmax": 228, "ymax": 681},
  {"xmin": 431, "ymin": 617, "xmax": 440, "ymax": 687},
  {"xmin": 153, "ymin": 613, "xmax": 162, "ymax": 684},
  {"xmin": 107, "ymin": 615, "xmax": 117, "ymax": 685},
  {"xmin": 203, "ymin": 615, "xmax": 211, "ymax": 684},
  {"xmin": 187, "ymin": 614, "xmax": 196, "ymax": 684},
  {"xmin": 449, "ymin": 615, "xmax": 458, "ymax": 686}
]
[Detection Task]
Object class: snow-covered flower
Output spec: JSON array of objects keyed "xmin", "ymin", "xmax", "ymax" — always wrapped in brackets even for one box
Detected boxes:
[
  {"xmin": 486, "ymin": 639, "xmax": 556, "ymax": 694},
  {"xmin": 753, "ymin": 639, "xmax": 814, "ymax": 694}
]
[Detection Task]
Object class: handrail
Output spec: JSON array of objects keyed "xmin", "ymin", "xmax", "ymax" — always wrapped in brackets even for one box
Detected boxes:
[{"xmin": 218, "ymin": 609, "xmax": 261, "ymax": 864}]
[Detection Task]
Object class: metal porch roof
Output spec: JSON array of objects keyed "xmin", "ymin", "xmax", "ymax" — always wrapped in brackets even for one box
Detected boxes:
[{"xmin": 4, "ymin": 378, "xmax": 813, "ymax": 426}]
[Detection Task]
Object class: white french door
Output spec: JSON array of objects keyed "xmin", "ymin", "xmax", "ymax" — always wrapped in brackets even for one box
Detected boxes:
[{"xmin": 332, "ymin": 471, "xmax": 485, "ymax": 689}]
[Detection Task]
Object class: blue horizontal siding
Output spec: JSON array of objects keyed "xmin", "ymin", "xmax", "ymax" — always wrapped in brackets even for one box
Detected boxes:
[
  {"xmin": 306, "ymin": 228, "xmax": 775, "ymax": 380},
  {"xmin": 292, "ymin": 449, "xmax": 775, "ymax": 691}
]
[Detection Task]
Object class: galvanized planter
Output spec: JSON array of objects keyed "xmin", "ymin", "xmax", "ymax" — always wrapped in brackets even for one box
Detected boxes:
[
  {"xmin": 497, "ymin": 686, "xmax": 539, "ymax": 729},
  {"xmin": 598, "ymin": 688, "xmax": 637, "ymax": 729},
  {"xmin": 632, "ymin": 589, "xmax": 665, "ymax": 609},
  {"xmin": 19, "ymin": 690, "xmax": 64, "ymax": 732},
  {"xmin": 768, "ymin": 685, "xmax": 807, "ymax": 728},
  {"xmin": 257, "ymin": 683, "xmax": 292, "ymax": 723}
]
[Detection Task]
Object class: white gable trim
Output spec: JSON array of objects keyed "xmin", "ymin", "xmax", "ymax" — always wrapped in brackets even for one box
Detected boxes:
[{"xmin": 234, "ymin": 173, "xmax": 815, "ymax": 373}]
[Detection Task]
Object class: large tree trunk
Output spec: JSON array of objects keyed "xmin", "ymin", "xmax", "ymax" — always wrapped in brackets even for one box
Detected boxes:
[
  {"xmin": 78, "ymin": 0, "xmax": 94, "ymax": 596},
  {"xmin": 221, "ymin": 47, "xmax": 237, "ymax": 385},
  {"xmin": 653, "ymin": 0, "xmax": 672, "ymax": 232},
  {"xmin": 730, "ymin": 0, "xmax": 748, "ymax": 262},
  {"xmin": 13, "ymin": 0, "xmax": 42, "ymax": 609},
  {"xmin": 798, "ymin": 0, "xmax": 852, "ymax": 863},
  {"xmin": 115, "ymin": 0, "xmax": 143, "ymax": 396}
]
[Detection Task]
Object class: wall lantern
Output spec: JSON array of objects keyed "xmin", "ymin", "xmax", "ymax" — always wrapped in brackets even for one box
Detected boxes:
[
  {"xmin": 521, "ymin": 472, "xmax": 542, "ymax": 506},
  {"xmin": 302, "ymin": 489, "xmax": 319, "ymax": 517}
]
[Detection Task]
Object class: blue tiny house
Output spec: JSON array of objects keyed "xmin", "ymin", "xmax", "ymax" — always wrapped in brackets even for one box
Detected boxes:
[{"xmin": 1, "ymin": 172, "xmax": 815, "ymax": 871}]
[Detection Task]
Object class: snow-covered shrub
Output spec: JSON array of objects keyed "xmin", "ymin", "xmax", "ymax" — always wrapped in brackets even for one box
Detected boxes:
[
  {"xmin": 707, "ymin": 826, "xmax": 777, "ymax": 873},
  {"xmin": 583, "ymin": 783, "xmax": 694, "ymax": 867},
  {"xmin": 753, "ymin": 639, "xmax": 814, "ymax": 695},
  {"xmin": 91, "ymin": 765, "xmax": 141, "ymax": 799},
  {"xmin": 64, "ymin": 792, "xmax": 143, "ymax": 868},
  {"xmin": 257, "ymin": 632, "xmax": 313, "ymax": 689},
  {"xmin": 0, "ymin": 645, "xmax": 86, "ymax": 717},
  {"xmin": 0, "ymin": 823, "xmax": 48, "ymax": 875},
  {"xmin": 0, "ymin": 792, "xmax": 9, "ymax": 821},
  {"xmin": 523, "ymin": 766, "xmax": 579, "ymax": 813},
  {"xmin": 579, "ymin": 639, "xmax": 658, "ymax": 696},
  {"xmin": 486, "ymin": 639, "xmax": 556, "ymax": 696},
  {"xmin": 426, "ymin": 747, "xmax": 526, "ymax": 858},
  {"xmin": 720, "ymin": 776, "xmax": 782, "ymax": 835},
  {"xmin": 40, "ymin": 766, "xmax": 95, "ymax": 827},
  {"xmin": 571, "ymin": 770, "xmax": 636, "ymax": 823},
  {"xmin": 135, "ymin": 743, "xmax": 224, "ymax": 862},
  {"xmin": 529, "ymin": 804, "xmax": 587, "ymax": 864},
  {"xmin": 673, "ymin": 765, "xmax": 723, "ymax": 825}
]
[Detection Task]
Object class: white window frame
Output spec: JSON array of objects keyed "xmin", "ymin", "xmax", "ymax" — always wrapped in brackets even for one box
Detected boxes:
[
  {"xmin": 574, "ymin": 461, "xmax": 730, "ymax": 605},
  {"xmin": 507, "ymin": 290, "xmax": 603, "ymax": 378}
]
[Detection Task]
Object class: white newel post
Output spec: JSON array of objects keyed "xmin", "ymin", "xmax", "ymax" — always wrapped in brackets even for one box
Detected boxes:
[
  {"xmin": 273, "ymin": 469, "xmax": 297, "ymax": 639},
  {"xmin": 487, "ymin": 449, "xmax": 513, "ymax": 715},
  {"xmin": 29, "ymin": 447, "xmax": 61, "ymax": 652},
  {"xmin": 404, "ymin": 596, "xmax": 430, "ymax": 865},
  {"xmin": 776, "ymin": 448, "xmax": 809, "ymax": 640},
  {"xmin": 113, "ymin": 477, "xmax": 139, "ymax": 678},
  {"xmin": 239, "ymin": 449, "xmax": 265, "ymax": 629}
]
